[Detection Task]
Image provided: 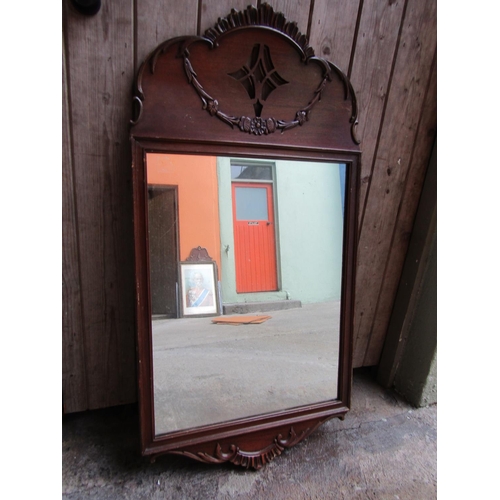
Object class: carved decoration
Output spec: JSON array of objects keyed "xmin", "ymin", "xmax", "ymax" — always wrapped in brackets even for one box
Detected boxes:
[
  {"xmin": 204, "ymin": 4, "xmax": 315, "ymax": 59},
  {"xmin": 185, "ymin": 246, "xmax": 214, "ymax": 263},
  {"xmin": 183, "ymin": 46, "xmax": 330, "ymax": 135},
  {"xmin": 166, "ymin": 424, "xmax": 323, "ymax": 470},
  {"xmin": 228, "ymin": 43, "xmax": 289, "ymax": 117},
  {"xmin": 131, "ymin": 3, "xmax": 360, "ymax": 144}
]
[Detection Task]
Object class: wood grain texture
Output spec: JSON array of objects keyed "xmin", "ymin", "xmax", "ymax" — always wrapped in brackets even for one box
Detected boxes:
[
  {"xmin": 63, "ymin": 1, "xmax": 136, "ymax": 409},
  {"xmin": 353, "ymin": 0, "xmax": 437, "ymax": 367},
  {"xmin": 62, "ymin": 0, "xmax": 437, "ymax": 411},
  {"xmin": 308, "ymin": 0, "xmax": 361, "ymax": 75},
  {"xmin": 265, "ymin": 0, "xmax": 312, "ymax": 36},
  {"xmin": 135, "ymin": 0, "xmax": 198, "ymax": 70},
  {"xmin": 62, "ymin": 35, "xmax": 88, "ymax": 413},
  {"xmin": 376, "ymin": 140, "xmax": 436, "ymax": 387},
  {"xmin": 349, "ymin": 0, "xmax": 406, "ymax": 220},
  {"xmin": 364, "ymin": 51, "xmax": 436, "ymax": 366},
  {"xmin": 198, "ymin": 0, "xmax": 249, "ymax": 35}
]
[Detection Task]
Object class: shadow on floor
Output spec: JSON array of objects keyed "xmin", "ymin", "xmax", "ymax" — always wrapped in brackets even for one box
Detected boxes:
[{"xmin": 62, "ymin": 368, "xmax": 436, "ymax": 499}]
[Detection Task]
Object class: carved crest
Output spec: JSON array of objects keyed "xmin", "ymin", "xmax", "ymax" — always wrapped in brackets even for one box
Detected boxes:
[
  {"xmin": 185, "ymin": 246, "xmax": 214, "ymax": 263},
  {"xmin": 132, "ymin": 3, "xmax": 359, "ymax": 144},
  {"xmin": 204, "ymin": 3, "xmax": 315, "ymax": 59}
]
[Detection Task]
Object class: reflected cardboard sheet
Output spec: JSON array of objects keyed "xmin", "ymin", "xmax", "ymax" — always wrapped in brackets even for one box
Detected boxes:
[{"xmin": 147, "ymin": 154, "xmax": 346, "ymax": 436}]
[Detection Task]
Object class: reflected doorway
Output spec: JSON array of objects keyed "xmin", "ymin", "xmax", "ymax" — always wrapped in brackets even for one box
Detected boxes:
[
  {"xmin": 232, "ymin": 182, "xmax": 278, "ymax": 293},
  {"xmin": 148, "ymin": 185, "xmax": 179, "ymax": 318}
]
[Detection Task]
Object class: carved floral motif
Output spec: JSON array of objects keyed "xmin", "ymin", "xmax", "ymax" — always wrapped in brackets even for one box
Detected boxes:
[
  {"xmin": 206, "ymin": 100, "xmax": 219, "ymax": 116},
  {"xmin": 237, "ymin": 116, "xmax": 277, "ymax": 135}
]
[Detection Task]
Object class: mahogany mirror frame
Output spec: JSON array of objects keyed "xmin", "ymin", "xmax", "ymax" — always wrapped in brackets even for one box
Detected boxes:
[{"xmin": 130, "ymin": 3, "xmax": 360, "ymax": 469}]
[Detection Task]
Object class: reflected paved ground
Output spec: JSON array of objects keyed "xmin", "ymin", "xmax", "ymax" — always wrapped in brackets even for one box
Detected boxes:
[{"xmin": 152, "ymin": 301, "xmax": 340, "ymax": 435}]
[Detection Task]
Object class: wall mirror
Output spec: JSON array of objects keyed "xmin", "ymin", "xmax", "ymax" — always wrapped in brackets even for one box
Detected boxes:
[{"xmin": 131, "ymin": 3, "xmax": 360, "ymax": 469}]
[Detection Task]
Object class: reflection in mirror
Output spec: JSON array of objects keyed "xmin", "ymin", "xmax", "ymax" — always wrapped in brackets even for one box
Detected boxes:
[{"xmin": 147, "ymin": 154, "xmax": 346, "ymax": 436}]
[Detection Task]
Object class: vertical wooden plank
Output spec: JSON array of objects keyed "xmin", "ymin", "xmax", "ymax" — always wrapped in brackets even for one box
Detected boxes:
[
  {"xmin": 135, "ymin": 0, "xmax": 198, "ymax": 69},
  {"xmin": 353, "ymin": 0, "xmax": 437, "ymax": 367},
  {"xmin": 376, "ymin": 139, "xmax": 436, "ymax": 386},
  {"xmin": 348, "ymin": 0, "xmax": 406, "ymax": 218},
  {"xmin": 199, "ymin": 0, "xmax": 249, "ymax": 35},
  {"xmin": 308, "ymin": 0, "xmax": 361, "ymax": 75},
  {"xmin": 267, "ymin": 0, "xmax": 312, "ymax": 34},
  {"xmin": 62, "ymin": 35, "xmax": 88, "ymax": 413},
  {"xmin": 307, "ymin": 0, "xmax": 408, "ymax": 369},
  {"xmin": 64, "ymin": 1, "xmax": 136, "ymax": 409},
  {"xmin": 364, "ymin": 52, "xmax": 436, "ymax": 365}
]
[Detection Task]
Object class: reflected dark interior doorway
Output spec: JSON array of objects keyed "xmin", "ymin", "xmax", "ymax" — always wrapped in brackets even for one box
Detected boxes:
[{"xmin": 148, "ymin": 185, "xmax": 179, "ymax": 318}]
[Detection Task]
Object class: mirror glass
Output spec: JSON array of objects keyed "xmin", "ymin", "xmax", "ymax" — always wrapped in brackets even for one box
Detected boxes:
[{"xmin": 147, "ymin": 153, "xmax": 346, "ymax": 436}]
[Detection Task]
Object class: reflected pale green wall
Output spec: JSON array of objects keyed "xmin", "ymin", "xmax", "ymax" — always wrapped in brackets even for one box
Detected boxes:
[{"xmin": 217, "ymin": 158, "xmax": 344, "ymax": 304}]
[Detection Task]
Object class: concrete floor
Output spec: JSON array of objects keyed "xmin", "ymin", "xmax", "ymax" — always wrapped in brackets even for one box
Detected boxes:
[
  {"xmin": 152, "ymin": 301, "xmax": 340, "ymax": 434},
  {"xmin": 62, "ymin": 368, "xmax": 437, "ymax": 499}
]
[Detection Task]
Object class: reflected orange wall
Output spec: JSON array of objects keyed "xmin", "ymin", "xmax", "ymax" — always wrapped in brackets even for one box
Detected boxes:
[{"xmin": 146, "ymin": 154, "xmax": 221, "ymax": 278}]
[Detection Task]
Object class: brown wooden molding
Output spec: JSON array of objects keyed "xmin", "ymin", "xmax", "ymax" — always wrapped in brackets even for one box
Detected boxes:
[
  {"xmin": 328, "ymin": 61, "xmax": 360, "ymax": 145},
  {"xmin": 161, "ymin": 424, "xmax": 322, "ymax": 470}
]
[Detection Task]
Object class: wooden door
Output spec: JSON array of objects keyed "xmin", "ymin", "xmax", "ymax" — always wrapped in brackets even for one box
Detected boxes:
[
  {"xmin": 232, "ymin": 182, "xmax": 277, "ymax": 293},
  {"xmin": 148, "ymin": 186, "xmax": 179, "ymax": 317}
]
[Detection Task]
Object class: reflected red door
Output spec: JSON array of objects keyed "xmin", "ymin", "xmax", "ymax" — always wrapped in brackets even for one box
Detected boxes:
[{"xmin": 232, "ymin": 182, "xmax": 277, "ymax": 292}]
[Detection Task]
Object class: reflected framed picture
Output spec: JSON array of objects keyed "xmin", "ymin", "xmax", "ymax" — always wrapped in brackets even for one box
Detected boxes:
[{"xmin": 179, "ymin": 261, "xmax": 219, "ymax": 317}]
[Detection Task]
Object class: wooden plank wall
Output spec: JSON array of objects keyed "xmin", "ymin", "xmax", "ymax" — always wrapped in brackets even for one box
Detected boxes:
[{"xmin": 62, "ymin": 0, "xmax": 437, "ymax": 412}]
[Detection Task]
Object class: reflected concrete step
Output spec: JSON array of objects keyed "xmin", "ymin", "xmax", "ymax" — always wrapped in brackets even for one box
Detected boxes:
[{"xmin": 222, "ymin": 300, "xmax": 302, "ymax": 315}]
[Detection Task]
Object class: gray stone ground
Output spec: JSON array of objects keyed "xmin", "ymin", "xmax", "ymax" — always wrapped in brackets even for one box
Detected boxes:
[{"xmin": 62, "ymin": 369, "xmax": 437, "ymax": 499}]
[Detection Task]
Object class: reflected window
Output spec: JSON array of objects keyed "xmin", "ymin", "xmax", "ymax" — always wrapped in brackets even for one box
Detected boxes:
[
  {"xmin": 231, "ymin": 164, "xmax": 272, "ymax": 180},
  {"xmin": 235, "ymin": 187, "xmax": 269, "ymax": 220}
]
